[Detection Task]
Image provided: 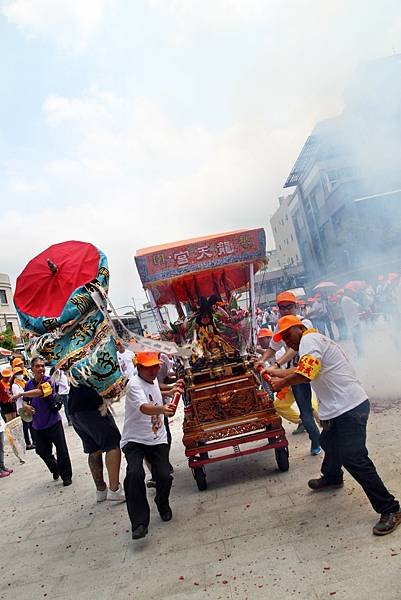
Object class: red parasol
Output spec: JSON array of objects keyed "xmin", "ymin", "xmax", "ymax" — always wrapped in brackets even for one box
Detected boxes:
[
  {"xmin": 0, "ymin": 347, "xmax": 12, "ymax": 357},
  {"xmin": 344, "ymin": 280, "xmax": 366, "ymax": 292},
  {"xmin": 14, "ymin": 241, "xmax": 102, "ymax": 319},
  {"xmin": 313, "ymin": 281, "xmax": 337, "ymax": 291}
]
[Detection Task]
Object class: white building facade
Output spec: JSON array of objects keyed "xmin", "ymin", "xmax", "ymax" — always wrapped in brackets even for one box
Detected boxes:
[
  {"xmin": 270, "ymin": 194, "xmax": 303, "ymax": 269},
  {"xmin": 0, "ymin": 273, "xmax": 22, "ymax": 342}
]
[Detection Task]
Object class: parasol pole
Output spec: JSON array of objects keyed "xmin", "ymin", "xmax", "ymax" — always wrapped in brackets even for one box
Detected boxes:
[
  {"xmin": 249, "ymin": 262, "xmax": 257, "ymax": 350},
  {"xmin": 172, "ymin": 285, "xmax": 186, "ymax": 320}
]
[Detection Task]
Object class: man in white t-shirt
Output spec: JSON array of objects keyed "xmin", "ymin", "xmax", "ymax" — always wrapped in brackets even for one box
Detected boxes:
[
  {"xmin": 121, "ymin": 352, "xmax": 176, "ymax": 540},
  {"xmin": 270, "ymin": 315, "xmax": 401, "ymax": 537},
  {"xmin": 116, "ymin": 340, "xmax": 137, "ymax": 379},
  {"xmin": 341, "ymin": 291, "xmax": 363, "ymax": 356},
  {"xmin": 258, "ymin": 291, "xmax": 321, "ymax": 453}
]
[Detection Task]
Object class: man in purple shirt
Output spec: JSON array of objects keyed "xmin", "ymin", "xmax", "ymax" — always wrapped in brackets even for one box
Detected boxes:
[{"xmin": 11, "ymin": 356, "xmax": 72, "ymax": 486}]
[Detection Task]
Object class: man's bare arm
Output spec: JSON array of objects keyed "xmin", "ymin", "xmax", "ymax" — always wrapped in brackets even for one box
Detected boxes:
[
  {"xmin": 140, "ymin": 403, "xmax": 175, "ymax": 416},
  {"xmin": 11, "ymin": 388, "xmax": 43, "ymax": 402},
  {"xmin": 270, "ymin": 371, "xmax": 309, "ymax": 392},
  {"xmin": 275, "ymin": 347, "xmax": 297, "ymax": 366}
]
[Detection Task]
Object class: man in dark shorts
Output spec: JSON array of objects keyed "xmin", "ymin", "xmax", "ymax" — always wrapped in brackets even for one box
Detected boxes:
[{"xmin": 68, "ymin": 384, "xmax": 125, "ymax": 503}]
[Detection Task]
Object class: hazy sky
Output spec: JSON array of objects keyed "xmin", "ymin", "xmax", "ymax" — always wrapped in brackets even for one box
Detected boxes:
[{"xmin": 1, "ymin": 0, "xmax": 400, "ymax": 308}]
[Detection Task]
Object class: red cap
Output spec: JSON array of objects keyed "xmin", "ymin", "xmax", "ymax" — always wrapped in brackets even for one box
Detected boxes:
[
  {"xmin": 273, "ymin": 315, "xmax": 304, "ymax": 342},
  {"xmin": 276, "ymin": 291, "xmax": 296, "ymax": 305},
  {"xmin": 258, "ymin": 328, "xmax": 273, "ymax": 339},
  {"xmin": 135, "ymin": 352, "xmax": 160, "ymax": 367}
]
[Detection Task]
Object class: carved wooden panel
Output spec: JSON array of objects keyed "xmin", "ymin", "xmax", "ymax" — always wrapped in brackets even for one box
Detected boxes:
[
  {"xmin": 189, "ymin": 374, "xmax": 260, "ymax": 425},
  {"xmin": 182, "ymin": 411, "xmax": 283, "ymax": 449}
]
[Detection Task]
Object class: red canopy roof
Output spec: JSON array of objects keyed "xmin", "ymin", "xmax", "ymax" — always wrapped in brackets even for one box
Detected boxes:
[{"xmin": 135, "ymin": 228, "xmax": 267, "ymax": 306}]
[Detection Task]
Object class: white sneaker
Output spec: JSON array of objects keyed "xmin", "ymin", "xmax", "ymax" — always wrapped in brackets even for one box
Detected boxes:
[
  {"xmin": 107, "ymin": 484, "xmax": 126, "ymax": 503},
  {"xmin": 96, "ymin": 487, "xmax": 108, "ymax": 502}
]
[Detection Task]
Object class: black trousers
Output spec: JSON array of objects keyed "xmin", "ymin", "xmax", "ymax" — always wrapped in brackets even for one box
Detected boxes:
[
  {"xmin": 164, "ymin": 416, "xmax": 172, "ymax": 448},
  {"xmin": 34, "ymin": 421, "xmax": 72, "ymax": 482},
  {"xmin": 320, "ymin": 400, "xmax": 399, "ymax": 514},
  {"xmin": 23, "ymin": 420, "xmax": 35, "ymax": 446},
  {"xmin": 123, "ymin": 442, "xmax": 172, "ymax": 530}
]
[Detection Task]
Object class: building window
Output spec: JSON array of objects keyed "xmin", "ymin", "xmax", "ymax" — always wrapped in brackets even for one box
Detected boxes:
[
  {"xmin": 279, "ymin": 244, "xmax": 281, "ymax": 251},
  {"xmin": 291, "ymin": 234, "xmax": 294, "ymax": 241},
  {"xmin": 327, "ymin": 167, "xmax": 355, "ymax": 188},
  {"xmin": 7, "ymin": 322, "xmax": 14, "ymax": 332},
  {"xmin": 0, "ymin": 290, "xmax": 7, "ymax": 304}
]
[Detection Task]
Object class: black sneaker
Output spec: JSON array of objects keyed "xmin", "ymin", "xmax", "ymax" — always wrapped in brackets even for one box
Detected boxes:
[
  {"xmin": 53, "ymin": 472, "xmax": 60, "ymax": 481},
  {"xmin": 308, "ymin": 477, "xmax": 344, "ymax": 491},
  {"xmin": 160, "ymin": 508, "xmax": 173, "ymax": 522},
  {"xmin": 132, "ymin": 524, "xmax": 148, "ymax": 540},
  {"xmin": 63, "ymin": 478, "xmax": 72, "ymax": 487},
  {"xmin": 373, "ymin": 511, "xmax": 401, "ymax": 536}
]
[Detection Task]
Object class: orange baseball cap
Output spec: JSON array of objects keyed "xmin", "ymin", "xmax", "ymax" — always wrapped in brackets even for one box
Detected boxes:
[
  {"xmin": 273, "ymin": 315, "xmax": 304, "ymax": 342},
  {"xmin": 1, "ymin": 368, "xmax": 12, "ymax": 378},
  {"xmin": 13, "ymin": 366, "xmax": 23, "ymax": 374},
  {"xmin": 258, "ymin": 328, "xmax": 273, "ymax": 339},
  {"xmin": 135, "ymin": 352, "xmax": 160, "ymax": 367},
  {"xmin": 12, "ymin": 357, "xmax": 24, "ymax": 366},
  {"xmin": 276, "ymin": 291, "xmax": 296, "ymax": 305}
]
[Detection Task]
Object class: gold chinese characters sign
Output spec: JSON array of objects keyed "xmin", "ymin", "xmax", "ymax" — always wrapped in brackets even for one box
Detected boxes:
[{"xmin": 135, "ymin": 229, "xmax": 266, "ymax": 286}]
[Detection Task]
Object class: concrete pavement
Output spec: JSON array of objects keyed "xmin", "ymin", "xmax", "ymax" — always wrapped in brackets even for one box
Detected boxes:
[{"xmin": 2, "ymin": 376, "xmax": 401, "ymax": 599}]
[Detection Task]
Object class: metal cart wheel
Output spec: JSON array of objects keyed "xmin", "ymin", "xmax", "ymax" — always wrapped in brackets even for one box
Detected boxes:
[
  {"xmin": 275, "ymin": 447, "xmax": 289, "ymax": 472},
  {"xmin": 192, "ymin": 466, "xmax": 207, "ymax": 491}
]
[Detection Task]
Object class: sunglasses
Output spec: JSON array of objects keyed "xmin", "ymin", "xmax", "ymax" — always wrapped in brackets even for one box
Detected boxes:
[{"xmin": 278, "ymin": 303, "xmax": 295, "ymax": 310}]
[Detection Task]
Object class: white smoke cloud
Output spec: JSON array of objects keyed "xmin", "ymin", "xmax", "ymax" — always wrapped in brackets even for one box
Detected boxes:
[
  {"xmin": 2, "ymin": 87, "xmax": 283, "ymax": 305},
  {"xmin": 2, "ymin": 0, "xmax": 401, "ymax": 308},
  {"xmin": 0, "ymin": 0, "xmax": 114, "ymax": 49}
]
